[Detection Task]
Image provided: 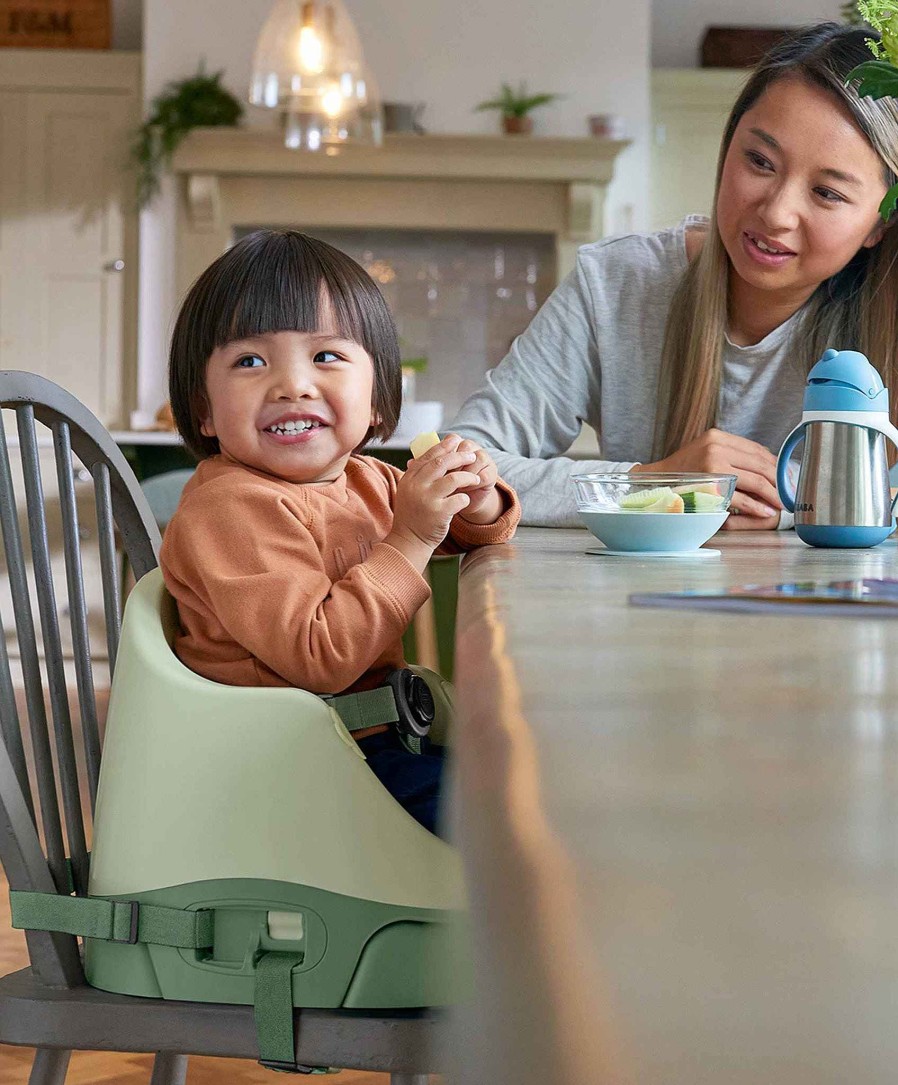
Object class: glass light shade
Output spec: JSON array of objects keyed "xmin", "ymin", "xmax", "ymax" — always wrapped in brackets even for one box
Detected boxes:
[{"xmin": 249, "ymin": 0, "xmax": 383, "ymax": 150}]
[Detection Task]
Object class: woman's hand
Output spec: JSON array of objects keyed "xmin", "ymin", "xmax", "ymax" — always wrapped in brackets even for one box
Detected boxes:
[
  {"xmin": 386, "ymin": 438, "xmax": 481, "ymax": 569},
  {"xmin": 632, "ymin": 428, "xmax": 782, "ymax": 529}
]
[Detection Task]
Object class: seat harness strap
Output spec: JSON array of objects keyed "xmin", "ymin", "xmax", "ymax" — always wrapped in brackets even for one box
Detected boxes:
[
  {"xmin": 9, "ymin": 892, "xmax": 329, "ymax": 1071},
  {"xmin": 10, "ymin": 890, "xmax": 213, "ymax": 948},
  {"xmin": 324, "ymin": 669, "xmax": 434, "ymax": 756},
  {"xmin": 254, "ymin": 951, "xmax": 334, "ymax": 1073},
  {"xmin": 324, "ymin": 685, "xmax": 398, "ymax": 731}
]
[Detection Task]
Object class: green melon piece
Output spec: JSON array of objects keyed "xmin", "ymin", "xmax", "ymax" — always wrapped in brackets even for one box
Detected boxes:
[
  {"xmin": 680, "ymin": 490, "xmax": 724, "ymax": 512},
  {"xmin": 673, "ymin": 483, "xmax": 720, "ymax": 496},
  {"xmin": 643, "ymin": 492, "xmax": 685, "ymax": 513},
  {"xmin": 618, "ymin": 486, "xmax": 677, "ymax": 510}
]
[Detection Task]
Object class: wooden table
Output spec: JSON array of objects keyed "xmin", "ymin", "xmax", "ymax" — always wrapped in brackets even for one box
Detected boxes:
[{"xmin": 447, "ymin": 528, "xmax": 898, "ymax": 1085}]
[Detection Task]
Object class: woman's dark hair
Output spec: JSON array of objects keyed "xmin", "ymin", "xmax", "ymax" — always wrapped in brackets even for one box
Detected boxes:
[{"xmin": 169, "ymin": 229, "xmax": 402, "ymax": 459}]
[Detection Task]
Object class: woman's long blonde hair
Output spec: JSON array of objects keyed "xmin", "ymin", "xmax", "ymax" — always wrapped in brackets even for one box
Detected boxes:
[{"xmin": 656, "ymin": 23, "xmax": 898, "ymax": 458}]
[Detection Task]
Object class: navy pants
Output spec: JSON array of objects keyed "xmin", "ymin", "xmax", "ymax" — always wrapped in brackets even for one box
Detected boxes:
[{"xmin": 357, "ymin": 729, "xmax": 445, "ymax": 836}]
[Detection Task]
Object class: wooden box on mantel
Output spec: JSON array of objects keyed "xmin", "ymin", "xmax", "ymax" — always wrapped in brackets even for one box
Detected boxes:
[
  {"xmin": 0, "ymin": 0, "xmax": 110, "ymax": 48},
  {"xmin": 700, "ymin": 26, "xmax": 799, "ymax": 68}
]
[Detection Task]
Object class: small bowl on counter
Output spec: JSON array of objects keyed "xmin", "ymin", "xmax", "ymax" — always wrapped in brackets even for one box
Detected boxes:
[{"xmin": 572, "ymin": 472, "xmax": 737, "ymax": 553}]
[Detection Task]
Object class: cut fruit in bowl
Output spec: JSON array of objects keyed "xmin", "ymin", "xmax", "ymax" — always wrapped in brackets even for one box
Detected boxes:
[
  {"xmin": 571, "ymin": 472, "xmax": 738, "ymax": 552},
  {"xmin": 572, "ymin": 473, "xmax": 737, "ymax": 515}
]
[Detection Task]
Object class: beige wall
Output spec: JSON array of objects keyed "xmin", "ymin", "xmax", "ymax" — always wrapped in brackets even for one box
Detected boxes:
[
  {"xmin": 135, "ymin": 0, "xmax": 650, "ymax": 418},
  {"xmin": 651, "ymin": 1, "xmax": 843, "ymax": 67}
]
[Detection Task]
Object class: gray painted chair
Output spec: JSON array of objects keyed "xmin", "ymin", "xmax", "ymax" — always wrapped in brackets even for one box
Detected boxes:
[
  {"xmin": 139, "ymin": 468, "xmax": 195, "ymax": 532},
  {"xmin": 0, "ymin": 372, "xmax": 436, "ymax": 1084}
]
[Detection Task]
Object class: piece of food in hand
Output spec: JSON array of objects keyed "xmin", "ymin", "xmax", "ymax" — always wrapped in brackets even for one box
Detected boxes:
[{"xmin": 410, "ymin": 431, "xmax": 441, "ymax": 459}]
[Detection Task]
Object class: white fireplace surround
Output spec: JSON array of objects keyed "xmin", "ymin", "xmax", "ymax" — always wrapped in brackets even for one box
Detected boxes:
[{"xmin": 171, "ymin": 128, "xmax": 629, "ymax": 297}]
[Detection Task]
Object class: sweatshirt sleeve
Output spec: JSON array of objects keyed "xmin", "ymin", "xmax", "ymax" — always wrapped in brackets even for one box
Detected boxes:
[
  {"xmin": 449, "ymin": 254, "xmax": 636, "ymax": 528},
  {"xmin": 162, "ymin": 482, "xmax": 430, "ymax": 693},
  {"xmin": 441, "ymin": 477, "xmax": 521, "ymax": 552}
]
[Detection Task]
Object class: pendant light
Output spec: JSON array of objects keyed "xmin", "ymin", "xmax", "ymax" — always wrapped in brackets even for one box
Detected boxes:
[{"xmin": 249, "ymin": 0, "xmax": 383, "ymax": 151}]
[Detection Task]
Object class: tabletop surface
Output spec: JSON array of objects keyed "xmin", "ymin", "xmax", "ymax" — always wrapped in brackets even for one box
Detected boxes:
[{"xmin": 448, "ymin": 528, "xmax": 898, "ymax": 1085}]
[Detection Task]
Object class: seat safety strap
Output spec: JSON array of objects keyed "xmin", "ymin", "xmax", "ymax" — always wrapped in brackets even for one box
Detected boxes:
[
  {"xmin": 9, "ymin": 891, "xmax": 214, "ymax": 948},
  {"xmin": 255, "ymin": 951, "xmax": 335, "ymax": 1073},
  {"xmin": 12, "ymin": 892, "xmax": 337, "ymax": 1072},
  {"xmin": 324, "ymin": 685, "xmax": 399, "ymax": 732}
]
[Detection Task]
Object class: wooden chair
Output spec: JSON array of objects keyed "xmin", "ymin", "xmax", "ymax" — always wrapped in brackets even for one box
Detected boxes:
[{"xmin": 0, "ymin": 372, "xmax": 437, "ymax": 1084}]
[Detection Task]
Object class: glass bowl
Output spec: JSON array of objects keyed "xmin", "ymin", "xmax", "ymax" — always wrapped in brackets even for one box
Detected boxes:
[{"xmin": 571, "ymin": 472, "xmax": 737, "ymax": 553}]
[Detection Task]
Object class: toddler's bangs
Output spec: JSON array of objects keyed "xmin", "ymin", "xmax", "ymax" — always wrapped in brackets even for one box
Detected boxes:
[{"xmin": 211, "ymin": 233, "xmax": 383, "ymax": 358}]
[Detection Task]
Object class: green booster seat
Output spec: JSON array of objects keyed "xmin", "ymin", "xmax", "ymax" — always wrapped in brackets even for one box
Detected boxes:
[{"xmin": 14, "ymin": 566, "xmax": 466, "ymax": 1067}]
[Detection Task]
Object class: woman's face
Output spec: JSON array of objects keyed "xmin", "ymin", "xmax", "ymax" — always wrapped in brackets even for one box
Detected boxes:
[{"xmin": 716, "ymin": 75, "xmax": 889, "ymax": 308}]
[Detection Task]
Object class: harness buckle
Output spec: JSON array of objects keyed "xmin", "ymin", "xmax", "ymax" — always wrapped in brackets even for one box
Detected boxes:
[
  {"xmin": 258, "ymin": 1059, "xmax": 333, "ymax": 1074},
  {"xmin": 386, "ymin": 668, "xmax": 435, "ymax": 740}
]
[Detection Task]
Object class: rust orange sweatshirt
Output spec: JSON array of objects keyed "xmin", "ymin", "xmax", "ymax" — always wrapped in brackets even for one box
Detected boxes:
[{"xmin": 160, "ymin": 452, "xmax": 520, "ymax": 697}]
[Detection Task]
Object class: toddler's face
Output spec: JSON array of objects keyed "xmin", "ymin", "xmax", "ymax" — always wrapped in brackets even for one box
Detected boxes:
[{"xmin": 199, "ymin": 326, "xmax": 376, "ymax": 484}]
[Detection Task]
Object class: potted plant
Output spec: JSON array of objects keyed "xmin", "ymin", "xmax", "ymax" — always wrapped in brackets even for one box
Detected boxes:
[
  {"xmin": 475, "ymin": 81, "xmax": 561, "ymax": 135},
  {"xmin": 846, "ymin": 1, "xmax": 898, "ymax": 220},
  {"xmin": 133, "ymin": 65, "xmax": 244, "ymax": 209}
]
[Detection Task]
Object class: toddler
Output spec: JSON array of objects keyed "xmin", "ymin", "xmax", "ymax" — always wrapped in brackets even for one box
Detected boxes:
[{"xmin": 160, "ymin": 229, "xmax": 521, "ymax": 834}]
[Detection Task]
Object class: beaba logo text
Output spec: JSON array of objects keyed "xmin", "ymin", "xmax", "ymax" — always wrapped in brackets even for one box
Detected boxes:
[{"xmin": 796, "ymin": 502, "xmax": 815, "ymax": 512}]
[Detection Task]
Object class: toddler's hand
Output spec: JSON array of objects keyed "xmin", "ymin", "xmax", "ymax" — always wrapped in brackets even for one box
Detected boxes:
[
  {"xmin": 449, "ymin": 437, "xmax": 503, "ymax": 523},
  {"xmin": 387, "ymin": 436, "xmax": 481, "ymax": 566}
]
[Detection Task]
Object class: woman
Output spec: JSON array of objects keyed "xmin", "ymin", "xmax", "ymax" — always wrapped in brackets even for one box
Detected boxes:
[{"xmin": 450, "ymin": 23, "xmax": 898, "ymax": 528}]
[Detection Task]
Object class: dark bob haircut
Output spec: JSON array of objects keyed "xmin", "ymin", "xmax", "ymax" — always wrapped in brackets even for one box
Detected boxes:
[{"xmin": 169, "ymin": 229, "xmax": 402, "ymax": 460}]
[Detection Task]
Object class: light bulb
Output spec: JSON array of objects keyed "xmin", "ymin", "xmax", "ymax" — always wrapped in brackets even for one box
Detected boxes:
[
  {"xmin": 321, "ymin": 84, "xmax": 344, "ymax": 117},
  {"xmin": 297, "ymin": 24, "xmax": 325, "ymax": 74}
]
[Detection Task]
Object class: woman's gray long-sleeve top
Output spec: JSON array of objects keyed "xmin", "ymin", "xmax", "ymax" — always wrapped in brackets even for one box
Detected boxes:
[{"xmin": 450, "ymin": 216, "xmax": 809, "ymax": 527}]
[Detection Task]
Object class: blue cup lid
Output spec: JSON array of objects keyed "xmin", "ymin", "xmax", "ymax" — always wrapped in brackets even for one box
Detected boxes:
[{"xmin": 804, "ymin": 348, "xmax": 889, "ymax": 413}]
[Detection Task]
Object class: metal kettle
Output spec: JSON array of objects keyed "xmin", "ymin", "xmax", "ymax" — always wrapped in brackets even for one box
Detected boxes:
[{"xmin": 776, "ymin": 348, "xmax": 898, "ymax": 548}]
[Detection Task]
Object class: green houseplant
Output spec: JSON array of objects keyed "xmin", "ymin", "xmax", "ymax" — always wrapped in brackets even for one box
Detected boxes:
[
  {"xmin": 133, "ymin": 66, "xmax": 244, "ymax": 209},
  {"xmin": 846, "ymin": 1, "xmax": 898, "ymax": 220},
  {"xmin": 475, "ymin": 81, "xmax": 561, "ymax": 135}
]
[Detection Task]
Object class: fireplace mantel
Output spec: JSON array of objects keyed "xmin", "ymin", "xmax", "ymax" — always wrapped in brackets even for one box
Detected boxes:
[{"xmin": 171, "ymin": 128, "xmax": 629, "ymax": 295}]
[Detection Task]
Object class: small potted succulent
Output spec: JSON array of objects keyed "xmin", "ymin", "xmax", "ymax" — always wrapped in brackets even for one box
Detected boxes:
[
  {"xmin": 475, "ymin": 81, "xmax": 561, "ymax": 135},
  {"xmin": 846, "ymin": 0, "xmax": 898, "ymax": 220}
]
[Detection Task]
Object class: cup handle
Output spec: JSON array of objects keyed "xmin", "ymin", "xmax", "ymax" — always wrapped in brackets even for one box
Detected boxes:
[
  {"xmin": 776, "ymin": 425, "xmax": 805, "ymax": 513},
  {"xmin": 866, "ymin": 418, "xmax": 898, "ymax": 518}
]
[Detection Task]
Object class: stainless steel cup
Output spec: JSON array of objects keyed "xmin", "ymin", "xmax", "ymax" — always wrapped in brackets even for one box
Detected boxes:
[{"xmin": 794, "ymin": 421, "xmax": 892, "ymax": 527}]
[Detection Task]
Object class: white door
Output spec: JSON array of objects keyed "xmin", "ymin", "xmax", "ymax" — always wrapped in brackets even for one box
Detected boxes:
[
  {"xmin": 0, "ymin": 51, "xmax": 139, "ymax": 426},
  {"xmin": 1, "ymin": 87, "xmax": 133, "ymax": 423},
  {"xmin": 0, "ymin": 54, "xmax": 139, "ymax": 672}
]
